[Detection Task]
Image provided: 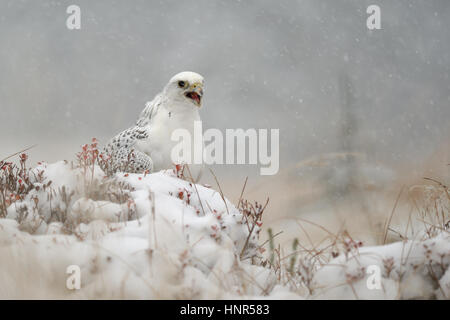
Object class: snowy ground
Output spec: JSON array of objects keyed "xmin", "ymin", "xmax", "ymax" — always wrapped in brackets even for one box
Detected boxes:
[{"xmin": 0, "ymin": 156, "xmax": 449, "ymax": 299}]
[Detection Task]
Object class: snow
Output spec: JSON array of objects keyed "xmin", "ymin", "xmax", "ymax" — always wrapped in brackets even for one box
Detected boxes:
[
  {"xmin": 1, "ymin": 161, "xmax": 449, "ymax": 299},
  {"xmin": 1, "ymin": 161, "xmax": 276, "ymax": 299}
]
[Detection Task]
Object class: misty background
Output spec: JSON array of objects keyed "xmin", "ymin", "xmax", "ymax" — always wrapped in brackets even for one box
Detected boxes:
[{"xmin": 0, "ymin": 0, "xmax": 449, "ymax": 228}]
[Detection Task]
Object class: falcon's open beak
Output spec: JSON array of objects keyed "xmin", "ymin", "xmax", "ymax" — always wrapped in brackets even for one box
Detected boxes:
[{"xmin": 185, "ymin": 83, "xmax": 203, "ymax": 107}]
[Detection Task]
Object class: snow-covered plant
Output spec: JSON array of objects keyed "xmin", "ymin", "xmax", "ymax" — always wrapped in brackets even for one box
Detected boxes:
[
  {"xmin": 1, "ymin": 139, "xmax": 448, "ymax": 300},
  {"xmin": 0, "ymin": 139, "xmax": 275, "ymax": 299},
  {"xmin": 0, "ymin": 153, "xmax": 35, "ymax": 218}
]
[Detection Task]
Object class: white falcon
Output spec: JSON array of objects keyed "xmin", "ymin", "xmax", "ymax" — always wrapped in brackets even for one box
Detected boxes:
[{"xmin": 102, "ymin": 71, "xmax": 205, "ymax": 178}]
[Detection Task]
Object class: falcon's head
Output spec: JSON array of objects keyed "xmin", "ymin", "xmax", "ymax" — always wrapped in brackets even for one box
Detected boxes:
[{"xmin": 164, "ymin": 71, "xmax": 205, "ymax": 108}]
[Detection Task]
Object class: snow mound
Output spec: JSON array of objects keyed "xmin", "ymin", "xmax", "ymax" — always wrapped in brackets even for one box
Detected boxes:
[
  {"xmin": 2, "ymin": 160, "xmax": 448, "ymax": 299},
  {"xmin": 312, "ymin": 233, "xmax": 450, "ymax": 299},
  {"xmin": 1, "ymin": 161, "xmax": 281, "ymax": 299}
]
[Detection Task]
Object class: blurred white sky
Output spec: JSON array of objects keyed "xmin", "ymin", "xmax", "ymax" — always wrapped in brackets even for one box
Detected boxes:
[{"xmin": 0, "ymin": 0, "xmax": 449, "ymax": 179}]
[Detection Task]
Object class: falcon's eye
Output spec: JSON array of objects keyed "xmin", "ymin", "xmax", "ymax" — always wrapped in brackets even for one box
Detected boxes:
[{"xmin": 178, "ymin": 81, "xmax": 186, "ymax": 88}]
